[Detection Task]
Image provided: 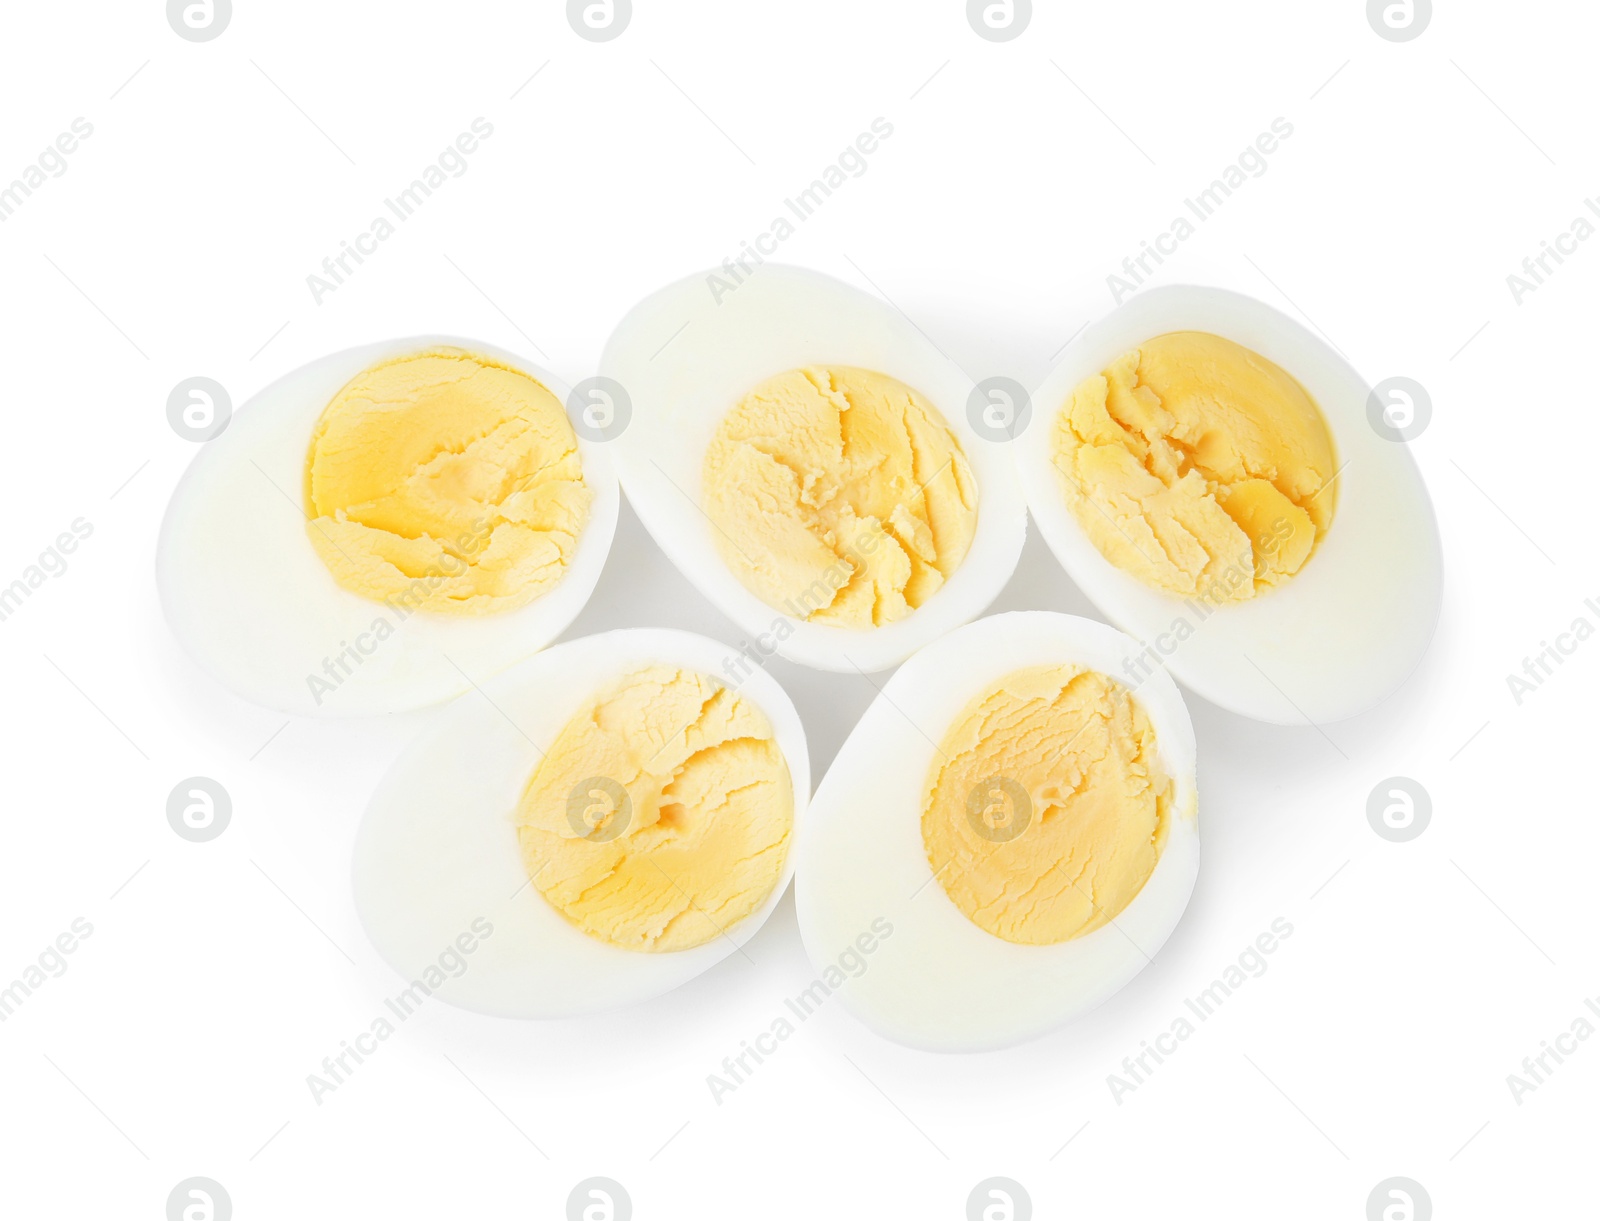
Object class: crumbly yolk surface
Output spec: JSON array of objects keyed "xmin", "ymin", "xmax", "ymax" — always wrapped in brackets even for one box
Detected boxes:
[
  {"xmin": 702, "ymin": 366, "xmax": 978, "ymax": 629},
  {"xmin": 516, "ymin": 666, "xmax": 793, "ymax": 953},
  {"xmin": 921, "ymin": 665, "xmax": 1172, "ymax": 946},
  {"xmin": 1053, "ymin": 332, "xmax": 1337, "ymax": 602},
  {"xmin": 304, "ymin": 349, "xmax": 590, "ymax": 615}
]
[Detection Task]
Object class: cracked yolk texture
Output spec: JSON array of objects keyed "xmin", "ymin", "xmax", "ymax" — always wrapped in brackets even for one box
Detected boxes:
[
  {"xmin": 921, "ymin": 665, "xmax": 1172, "ymax": 946},
  {"xmin": 516, "ymin": 666, "xmax": 793, "ymax": 953},
  {"xmin": 1053, "ymin": 332, "xmax": 1336, "ymax": 602},
  {"xmin": 304, "ymin": 349, "xmax": 590, "ymax": 615},
  {"xmin": 702, "ymin": 366, "xmax": 978, "ymax": 629}
]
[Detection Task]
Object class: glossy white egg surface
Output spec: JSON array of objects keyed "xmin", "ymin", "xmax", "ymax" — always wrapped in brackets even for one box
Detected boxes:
[
  {"xmin": 352, "ymin": 628, "xmax": 809, "ymax": 1019},
  {"xmin": 1014, "ymin": 286, "xmax": 1441, "ymax": 724},
  {"xmin": 156, "ymin": 337, "xmax": 619, "ymax": 716},
  {"xmin": 599, "ymin": 264, "xmax": 1026, "ymax": 673},
  {"xmin": 795, "ymin": 611, "xmax": 1198, "ymax": 1052}
]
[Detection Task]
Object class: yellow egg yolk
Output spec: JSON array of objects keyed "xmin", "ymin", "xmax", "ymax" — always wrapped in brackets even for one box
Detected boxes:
[
  {"xmin": 1053, "ymin": 332, "xmax": 1337, "ymax": 602},
  {"xmin": 920, "ymin": 665, "xmax": 1172, "ymax": 946},
  {"xmin": 304, "ymin": 349, "xmax": 590, "ymax": 615},
  {"xmin": 516, "ymin": 665, "xmax": 793, "ymax": 953},
  {"xmin": 702, "ymin": 366, "xmax": 978, "ymax": 629}
]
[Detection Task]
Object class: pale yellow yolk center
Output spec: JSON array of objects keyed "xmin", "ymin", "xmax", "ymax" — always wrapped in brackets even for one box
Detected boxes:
[
  {"xmin": 921, "ymin": 665, "xmax": 1172, "ymax": 946},
  {"xmin": 702, "ymin": 366, "xmax": 978, "ymax": 629},
  {"xmin": 1052, "ymin": 332, "xmax": 1337, "ymax": 602},
  {"xmin": 516, "ymin": 665, "xmax": 793, "ymax": 953},
  {"xmin": 304, "ymin": 349, "xmax": 590, "ymax": 616}
]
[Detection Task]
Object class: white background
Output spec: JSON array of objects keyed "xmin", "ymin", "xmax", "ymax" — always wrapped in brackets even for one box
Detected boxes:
[{"xmin": 1, "ymin": 1, "xmax": 1594, "ymax": 1217}]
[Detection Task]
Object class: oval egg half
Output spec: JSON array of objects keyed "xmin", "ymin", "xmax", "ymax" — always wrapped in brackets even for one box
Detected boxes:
[
  {"xmin": 352, "ymin": 628, "xmax": 809, "ymax": 1018},
  {"xmin": 795, "ymin": 611, "xmax": 1199, "ymax": 1052},
  {"xmin": 156, "ymin": 337, "xmax": 619, "ymax": 716},
  {"xmin": 1013, "ymin": 286, "xmax": 1441, "ymax": 724},
  {"xmin": 598, "ymin": 264, "xmax": 1027, "ymax": 673}
]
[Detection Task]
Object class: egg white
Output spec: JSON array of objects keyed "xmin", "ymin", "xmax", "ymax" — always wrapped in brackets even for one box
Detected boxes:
[
  {"xmin": 597, "ymin": 264, "xmax": 1027, "ymax": 674},
  {"xmin": 794, "ymin": 611, "xmax": 1199, "ymax": 1053},
  {"xmin": 156, "ymin": 336, "xmax": 619, "ymax": 717},
  {"xmin": 1013, "ymin": 286, "xmax": 1441, "ymax": 725},
  {"xmin": 351, "ymin": 628, "xmax": 809, "ymax": 1019}
]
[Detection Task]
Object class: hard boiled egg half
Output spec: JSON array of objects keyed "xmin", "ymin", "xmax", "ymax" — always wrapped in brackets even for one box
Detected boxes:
[
  {"xmin": 353, "ymin": 628, "xmax": 808, "ymax": 1018},
  {"xmin": 598, "ymin": 264, "xmax": 1027, "ymax": 673},
  {"xmin": 1013, "ymin": 286, "xmax": 1441, "ymax": 724},
  {"xmin": 795, "ymin": 611, "xmax": 1199, "ymax": 1052},
  {"xmin": 157, "ymin": 337, "xmax": 618, "ymax": 716}
]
